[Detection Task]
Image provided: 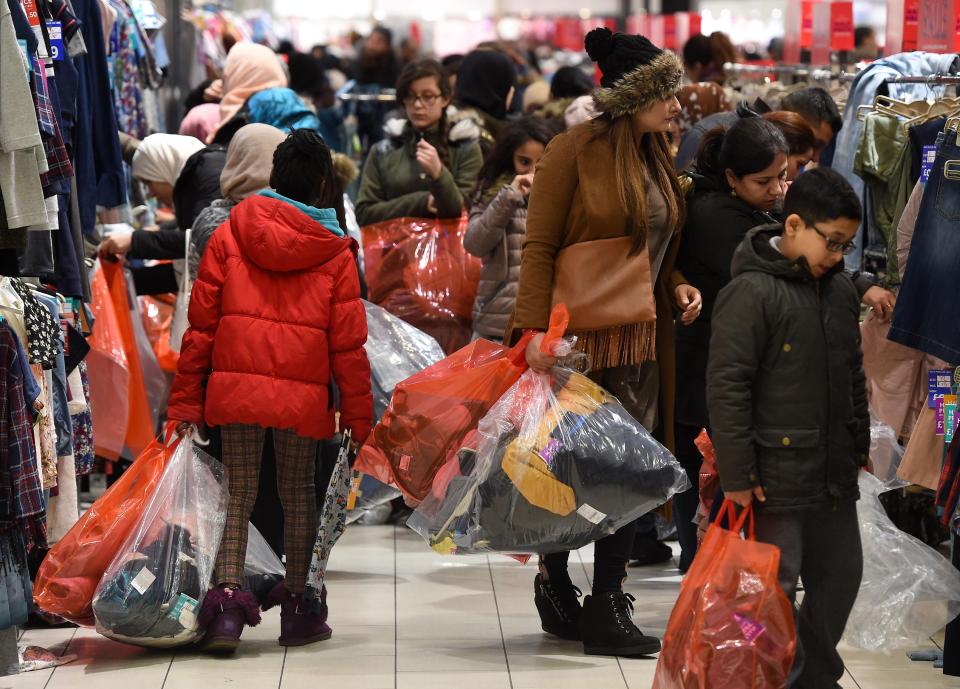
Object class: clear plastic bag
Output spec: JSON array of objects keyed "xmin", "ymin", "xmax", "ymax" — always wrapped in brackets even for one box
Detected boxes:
[
  {"xmin": 92, "ymin": 441, "xmax": 228, "ymax": 648},
  {"xmin": 869, "ymin": 419, "xmax": 908, "ymax": 492},
  {"xmin": 346, "ymin": 473, "xmax": 401, "ymax": 525},
  {"xmin": 408, "ymin": 366, "xmax": 689, "ymax": 554},
  {"xmin": 363, "ymin": 300, "xmax": 445, "ymax": 421},
  {"xmin": 842, "ymin": 470, "xmax": 960, "ymax": 652},
  {"xmin": 244, "ymin": 523, "xmax": 284, "ymax": 603}
]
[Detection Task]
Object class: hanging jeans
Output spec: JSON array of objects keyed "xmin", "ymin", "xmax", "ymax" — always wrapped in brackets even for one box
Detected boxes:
[{"xmin": 888, "ymin": 128, "xmax": 960, "ymax": 364}]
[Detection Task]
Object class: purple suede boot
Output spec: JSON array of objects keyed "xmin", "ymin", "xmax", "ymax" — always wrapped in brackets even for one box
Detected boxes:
[
  {"xmin": 263, "ymin": 581, "xmax": 332, "ymax": 647},
  {"xmin": 198, "ymin": 586, "xmax": 262, "ymax": 653}
]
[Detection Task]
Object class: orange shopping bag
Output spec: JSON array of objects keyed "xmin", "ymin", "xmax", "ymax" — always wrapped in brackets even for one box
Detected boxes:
[
  {"xmin": 355, "ymin": 305, "xmax": 569, "ymax": 505},
  {"xmin": 33, "ymin": 425, "xmax": 182, "ymax": 625},
  {"xmin": 653, "ymin": 501, "xmax": 797, "ymax": 689}
]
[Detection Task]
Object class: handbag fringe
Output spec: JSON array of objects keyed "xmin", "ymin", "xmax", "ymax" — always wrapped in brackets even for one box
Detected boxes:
[{"xmin": 572, "ymin": 321, "xmax": 657, "ymax": 371}]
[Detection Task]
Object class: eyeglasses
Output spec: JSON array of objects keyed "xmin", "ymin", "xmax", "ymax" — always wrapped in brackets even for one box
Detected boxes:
[
  {"xmin": 809, "ymin": 223, "xmax": 857, "ymax": 255},
  {"xmin": 403, "ymin": 93, "xmax": 441, "ymax": 107}
]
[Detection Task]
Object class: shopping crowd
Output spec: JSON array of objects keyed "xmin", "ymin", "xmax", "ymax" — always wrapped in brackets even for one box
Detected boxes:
[{"xmin": 6, "ymin": 3, "xmax": 960, "ymax": 686}]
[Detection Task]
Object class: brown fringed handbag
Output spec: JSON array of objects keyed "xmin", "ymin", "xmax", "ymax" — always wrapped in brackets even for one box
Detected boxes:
[{"xmin": 551, "ymin": 235, "xmax": 657, "ymax": 369}]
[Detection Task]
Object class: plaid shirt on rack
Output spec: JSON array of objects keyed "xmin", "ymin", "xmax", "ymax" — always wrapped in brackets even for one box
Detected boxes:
[
  {"xmin": 33, "ymin": 59, "xmax": 74, "ymax": 188},
  {"xmin": 0, "ymin": 327, "xmax": 47, "ymax": 549}
]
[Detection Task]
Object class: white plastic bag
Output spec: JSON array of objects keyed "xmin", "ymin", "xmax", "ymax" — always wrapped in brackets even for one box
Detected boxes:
[
  {"xmin": 363, "ymin": 300, "xmax": 444, "ymax": 420},
  {"xmin": 842, "ymin": 471, "xmax": 960, "ymax": 652},
  {"xmin": 869, "ymin": 420, "xmax": 908, "ymax": 493},
  {"xmin": 409, "ymin": 366, "xmax": 689, "ymax": 555},
  {"xmin": 92, "ymin": 441, "xmax": 228, "ymax": 648},
  {"xmin": 170, "ymin": 229, "xmax": 192, "ymax": 354}
]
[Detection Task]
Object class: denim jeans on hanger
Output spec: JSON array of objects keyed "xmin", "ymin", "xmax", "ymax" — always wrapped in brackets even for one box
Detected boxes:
[{"xmin": 888, "ymin": 128, "xmax": 960, "ymax": 364}]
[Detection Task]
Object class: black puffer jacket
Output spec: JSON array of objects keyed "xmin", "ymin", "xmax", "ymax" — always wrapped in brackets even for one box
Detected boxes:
[
  {"xmin": 129, "ymin": 146, "xmax": 227, "ymax": 261},
  {"xmin": 707, "ymin": 225, "xmax": 870, "ymax": 510},
  {"xmin": 675, "ymin": 172, "xmax": 778, "ymax": 428}
]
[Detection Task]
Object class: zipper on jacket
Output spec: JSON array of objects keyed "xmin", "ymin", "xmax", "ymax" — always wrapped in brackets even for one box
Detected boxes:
[{"xmin": 814, "ymin": 280, "xmax": 832, "ymax": 497}]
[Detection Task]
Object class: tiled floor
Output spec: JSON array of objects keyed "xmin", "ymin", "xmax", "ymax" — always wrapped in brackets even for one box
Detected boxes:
[{"xmin": 5, "ymin": 525, "xmax": 959, "ymax": 689}]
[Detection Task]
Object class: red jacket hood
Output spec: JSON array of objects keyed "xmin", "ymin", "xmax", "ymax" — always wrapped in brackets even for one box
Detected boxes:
[{"xmin": 228, "ymin": 195, "xmax": 355, "ymax": 272}]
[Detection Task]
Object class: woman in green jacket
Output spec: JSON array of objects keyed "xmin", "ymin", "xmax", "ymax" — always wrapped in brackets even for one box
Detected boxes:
[{"xmin": 356, "ymin": 59, "xmax": 483, "ymax": 225}]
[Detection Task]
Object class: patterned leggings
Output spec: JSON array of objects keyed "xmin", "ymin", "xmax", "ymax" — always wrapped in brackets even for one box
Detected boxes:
[{"xmin": 215, "ymin": 425, "xmax": 318, "ymax": 593}]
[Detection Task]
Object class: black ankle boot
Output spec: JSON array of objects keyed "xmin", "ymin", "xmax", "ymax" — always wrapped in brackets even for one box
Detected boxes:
[
  {"xmin": 534, "ymin": 574, "xmax": 583, "ymax": 640},
  {"xmin": 580, "ymin": 591, "xmax": 661, "ymax": 657}
]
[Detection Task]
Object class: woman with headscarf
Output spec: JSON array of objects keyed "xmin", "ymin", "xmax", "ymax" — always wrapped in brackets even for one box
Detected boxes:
[
  {"xmin": 208, "ymin": 43, "xmax": 288, "ymax": 143},
  {"xmin": 179, "ymin": 103, "xmax": 223, "ymax": 143},
  {"xmin": 97, "ymin": 134, "xmax": 225, "ymax": 294},
  {"xmin": 453, "ymin": 49, "xmax": 518, "ymax": 158},
  {"xmin": 189, "ymin": 124, "xmax": 287, "ymax": 281}
]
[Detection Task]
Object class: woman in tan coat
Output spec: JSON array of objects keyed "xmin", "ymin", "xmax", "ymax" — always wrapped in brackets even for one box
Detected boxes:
[{"xmin": 507, "ymin": 28, "xmax": 702, "ymax": 657}]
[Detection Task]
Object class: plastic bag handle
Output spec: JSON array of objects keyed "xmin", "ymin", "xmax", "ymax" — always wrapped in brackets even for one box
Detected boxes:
[
  {"xmin": 715, "ymin": 499, "xmax": 756, "ymax": 540},
  {"xmin": 539, "ymin": 304, "xmax": 570, "ymax": 354},
  {"xmin": 159, "ymin": 420, "xmax": 184, "ymax": 449}
]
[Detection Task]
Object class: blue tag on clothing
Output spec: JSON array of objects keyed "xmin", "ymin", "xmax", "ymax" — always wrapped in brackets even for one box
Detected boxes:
[
  {"xmin": 921, "ymin": 145, "xmax": 937, "ymax": 185},
  {"xmin": 46, "ymin": 21, "xmax": 64, "ymax": 61},
  {"xmin": 929, "ymin": 369, "xmax": 955, "ymax": 407}
]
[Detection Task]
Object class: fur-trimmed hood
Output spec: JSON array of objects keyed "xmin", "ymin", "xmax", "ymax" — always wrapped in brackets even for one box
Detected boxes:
[
  {"xmin": 381, "ymin": 106, "xmax": 481, "ymax": 146},
  {"xmin": 592, "ymin": 51, "xmax": 684, "ymax": 118}
]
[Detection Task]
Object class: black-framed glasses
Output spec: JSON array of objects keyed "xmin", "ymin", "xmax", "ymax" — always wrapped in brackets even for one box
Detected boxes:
[
  {"xmin": 403, "ymin": 93, "xmax": 441, "ymax": 107},
  {"xmin": 809, "ymin": 223, "xmax": 857, "ymax": 255}
]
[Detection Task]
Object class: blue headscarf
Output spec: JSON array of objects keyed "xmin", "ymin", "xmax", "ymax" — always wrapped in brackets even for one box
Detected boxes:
[{"xmin": 247, "ymin": 88, "xmax": 323, "ymax": 134}]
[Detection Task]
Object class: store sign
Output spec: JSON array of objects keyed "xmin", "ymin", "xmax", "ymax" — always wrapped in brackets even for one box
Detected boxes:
[
  {"xmin": 801, "ymin": 0, "xmax": 819, "ymax": 48},
  {"xmin": 627, "ymin": 14, "xmax": 650, "ymax": 37},
  {"xmin": 830, "ymin": 2, "xmax": 854, "ymax": 50},
  {"xmin": 811, "ymin": 3, "xmax": 832, "ymax": 64},
  {"xmin": 917, "ymin": 0, "xmax": 960, "ymax": 52},
  {"xmin": 887, "ymin": 0, "xmax": 921, "ymax": 53}
]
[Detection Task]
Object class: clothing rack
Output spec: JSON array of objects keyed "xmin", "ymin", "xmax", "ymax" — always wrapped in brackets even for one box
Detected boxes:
[
  {"xmin": 339, "ymin": 92, "xmax": 398, "ymax": 102},
  {"xmin": 723, "ymin": 62, "xmax": 842, "ymax": 82},
  {"xmin": 883, "ymin": 74, "xmax": 960, "ymax": 85}
]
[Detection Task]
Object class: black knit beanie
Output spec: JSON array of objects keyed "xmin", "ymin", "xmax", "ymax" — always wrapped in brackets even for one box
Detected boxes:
[{"xmin": 584, "ymin": 27, "xmax": 683, "ymax": 118}]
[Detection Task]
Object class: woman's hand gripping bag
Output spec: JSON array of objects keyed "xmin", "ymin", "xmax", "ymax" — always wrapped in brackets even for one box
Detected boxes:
[
  {"xmin": 354, "ymin": 306, "xmax": 568, "ymax": 506},
  {"xmin": 653, "ymin": 501, "xmax": 796, "ymax": 689}
]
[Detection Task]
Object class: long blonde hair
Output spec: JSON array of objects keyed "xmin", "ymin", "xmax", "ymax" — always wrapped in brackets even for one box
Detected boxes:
[{"xmin": 586, "ymin": 114, "xmax": 685, "ymax": 255}]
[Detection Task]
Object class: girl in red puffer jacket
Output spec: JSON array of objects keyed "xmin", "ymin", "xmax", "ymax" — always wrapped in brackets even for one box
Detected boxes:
[{"xmin": 168, "ymin": 129, "xmax": 373, "ymax": 654}]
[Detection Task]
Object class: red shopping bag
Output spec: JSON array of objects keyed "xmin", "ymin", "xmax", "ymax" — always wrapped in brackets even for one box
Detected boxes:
[
  {"xmin": 33, "ymin": 425, "xmax": 181, "ymax": 625},
  {"xmin": 695, "ymin": 430, "xmax": 720, "ymax": 544},
  {"xmin": 653, "ymin": 501, "xmax": 796, "ymax": 689},
  {"xmin": 355, "ymin": 305, "xmax": 569, "ymax": 505},
  {"xmin": 361, "ymin": 216, "xmax": 481, "ymax": 354}
]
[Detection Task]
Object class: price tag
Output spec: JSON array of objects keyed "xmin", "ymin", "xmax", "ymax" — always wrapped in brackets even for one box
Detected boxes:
[
  {"xmin": 929, "ymin": 368, "xmax": 953, "ymax": 406},
  {"xmin": 130, "ymin": 567, "xmax": 156, "ymax": 595},
  {"xmin": 921, "ymin": 145, "xmax": 938, "ymax": 184},
  {"xmin": 947, "ymin": 396, "xmax": 959, "ymax": 443},
  {"xmin": 47, "ymin": 21, "xmax": 63, "ymax": 61}
]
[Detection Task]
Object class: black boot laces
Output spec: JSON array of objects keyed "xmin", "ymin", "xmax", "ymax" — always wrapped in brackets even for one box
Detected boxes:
[
  {"xmin": 544, "ymin": 581, "xmax": 583, "ymax": 622},
  {"xmin": 611, "ymin": 592, "xmax": 639, "ymax": 635}
]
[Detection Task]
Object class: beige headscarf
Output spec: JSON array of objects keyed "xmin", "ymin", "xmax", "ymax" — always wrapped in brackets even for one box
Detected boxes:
[
  {"xmin": 131, "ymin": 133, "xmax": 205, "ymax": 185},
  {"xmin": 220, "ymin": 124, "xmax": 286, "ymax": 201},
  {"xmin": 210, "ymin": 42, "xmax": 288, "ymax": 142}
]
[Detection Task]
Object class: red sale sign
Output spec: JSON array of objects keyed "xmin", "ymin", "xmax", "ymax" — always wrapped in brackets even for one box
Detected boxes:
[
  {"xmin": 917, "ymin": 0, "xmax": 960, "ymax": 52},
  {"xmin": 887, "ymin": 0, "xmax": 921, "ymax": 53},
  {"xmin": 830, "ymin": 1, "xmax": 854, "ymax": 50}
]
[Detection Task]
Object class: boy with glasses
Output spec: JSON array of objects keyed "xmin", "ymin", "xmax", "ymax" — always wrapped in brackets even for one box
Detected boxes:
[{"xmin": 707, "ymin": 167, "xmax": 868, "ymax": 688}]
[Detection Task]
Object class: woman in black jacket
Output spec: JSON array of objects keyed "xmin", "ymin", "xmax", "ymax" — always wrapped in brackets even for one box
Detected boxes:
[
  {"xmin": 673, "ymin": 117, "xmax": 788, "ymax": 571},
  {"xmin": 98, "ymin": 134, "xmax": 227, "ymax": 294}
]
